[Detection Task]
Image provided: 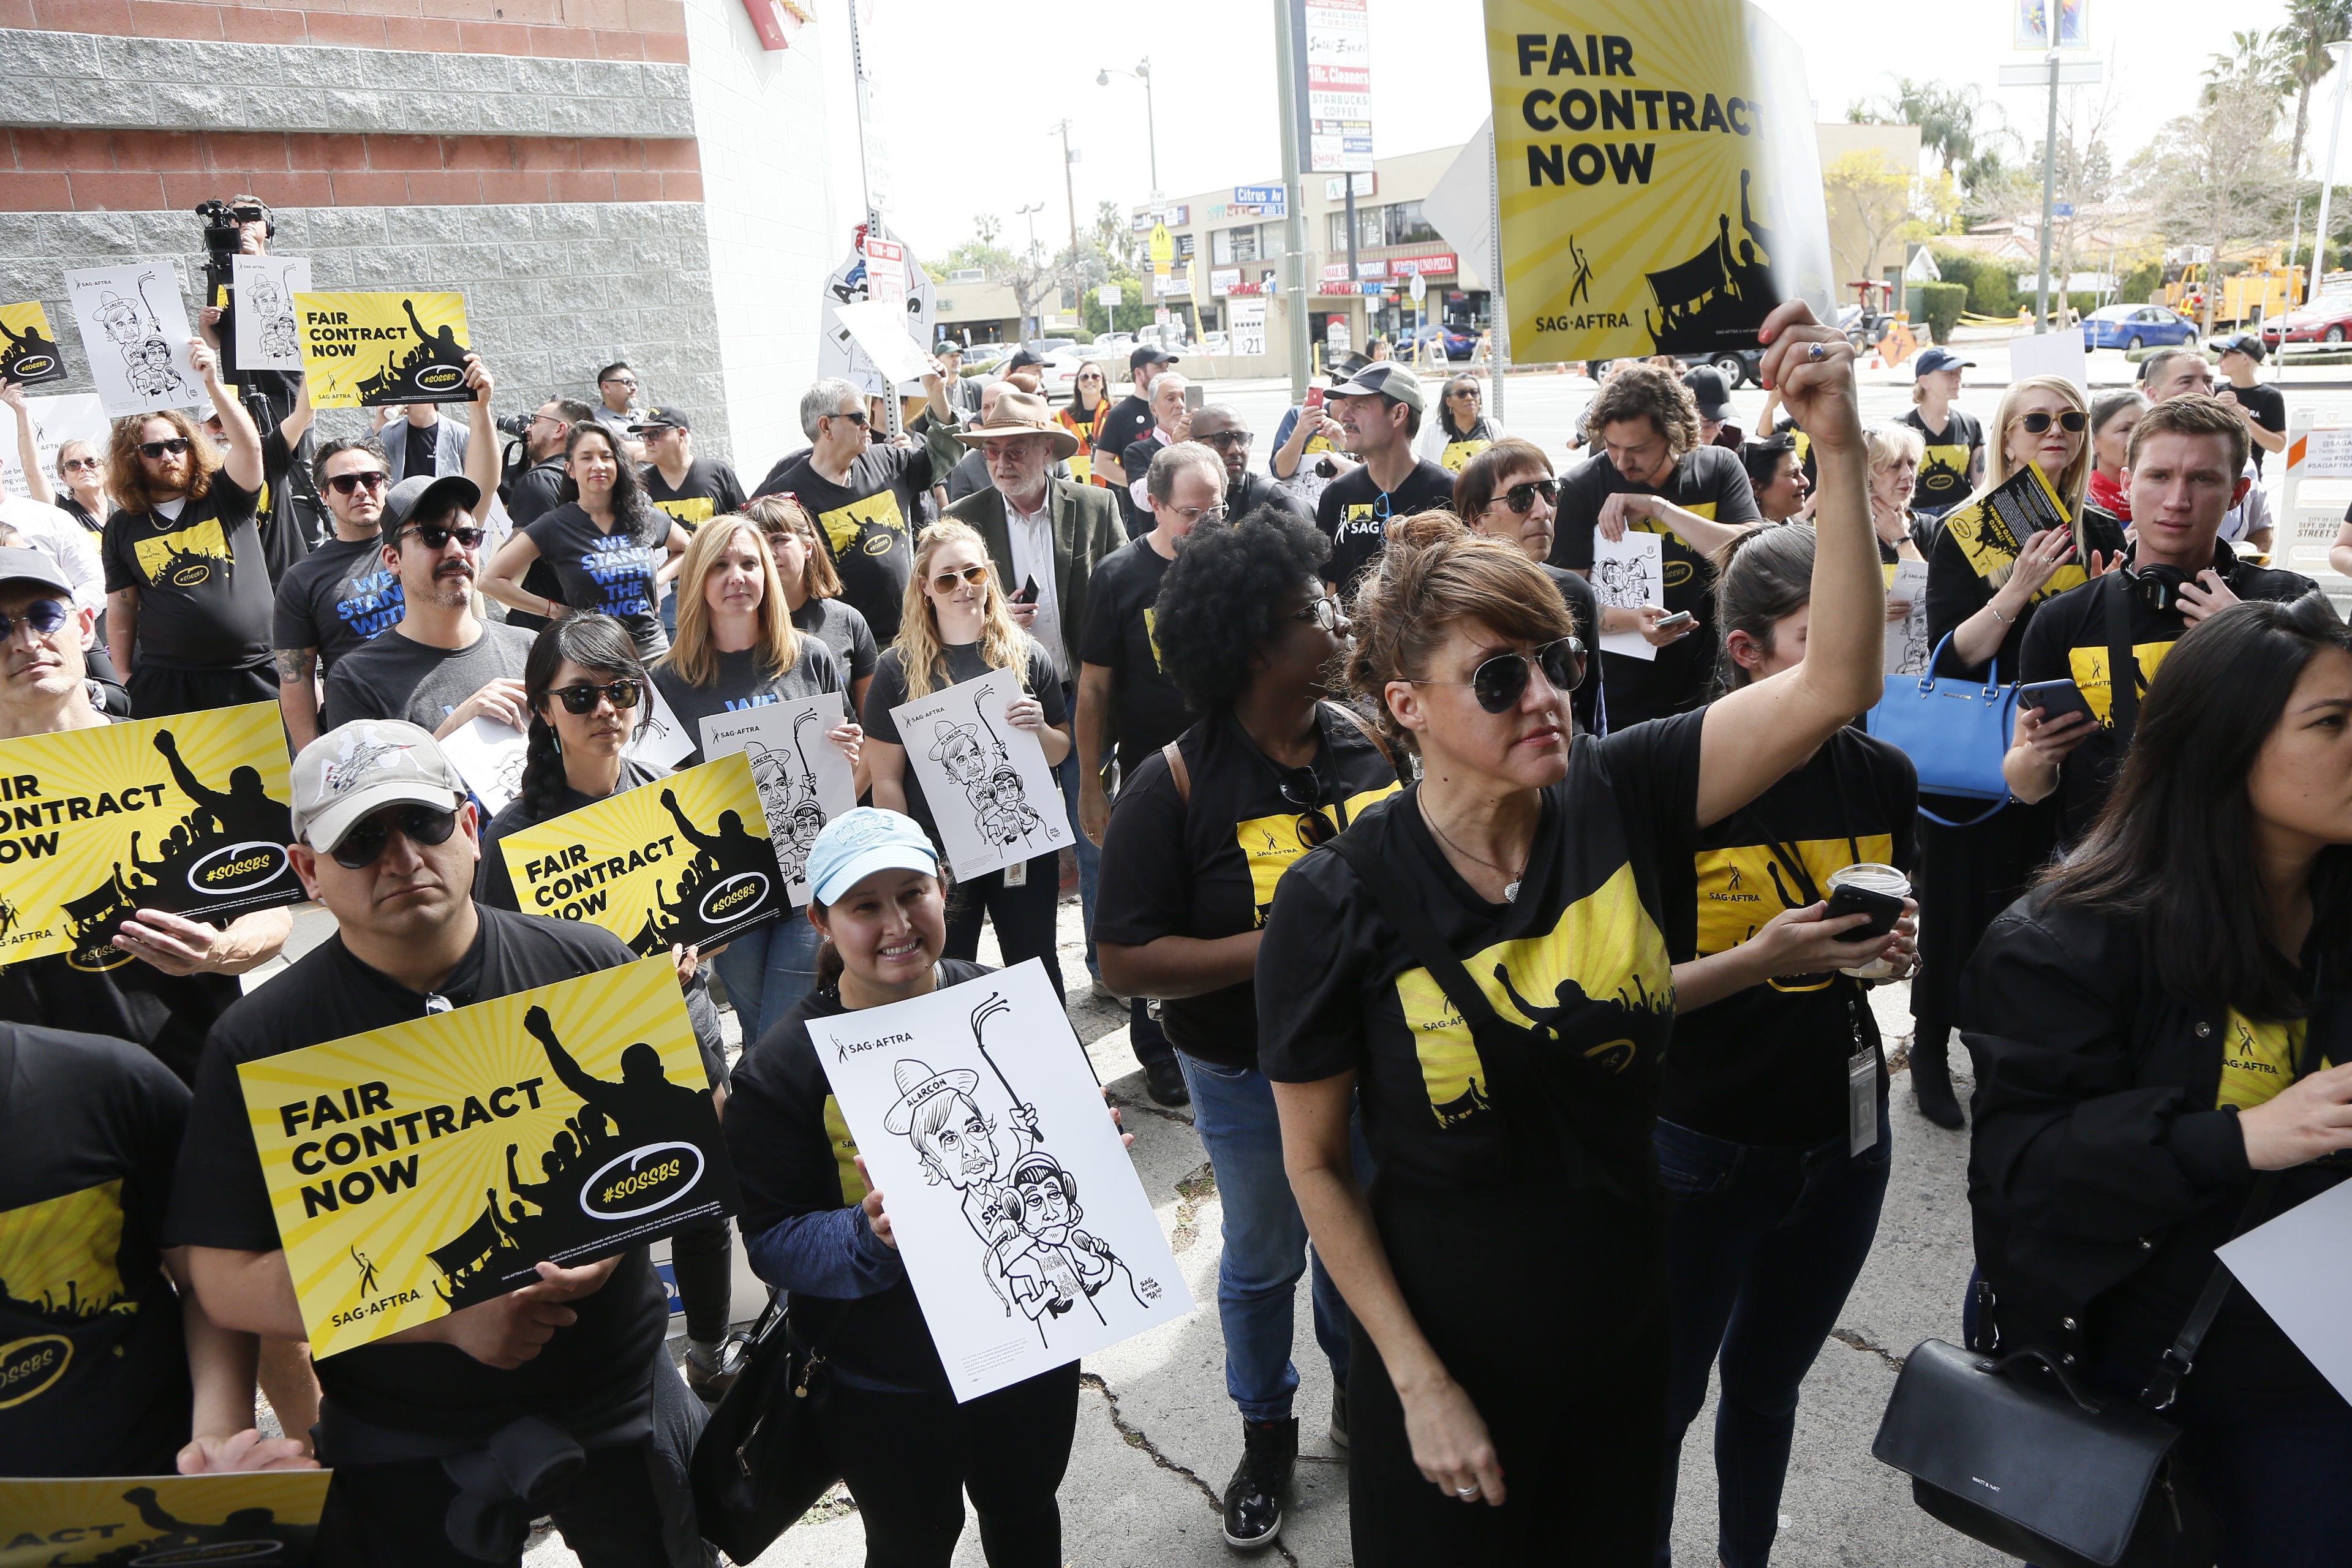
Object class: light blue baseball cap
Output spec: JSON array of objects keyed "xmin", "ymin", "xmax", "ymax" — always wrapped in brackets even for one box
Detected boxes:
[{"xmin": 807, "ymin": 807, "xmax": 941, "ymax": 905}]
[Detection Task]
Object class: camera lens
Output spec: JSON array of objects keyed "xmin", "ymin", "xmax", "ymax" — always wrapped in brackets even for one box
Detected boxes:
[{"xmin": 495, "ymin": 413, "xmax": 533, "ymax": 438}]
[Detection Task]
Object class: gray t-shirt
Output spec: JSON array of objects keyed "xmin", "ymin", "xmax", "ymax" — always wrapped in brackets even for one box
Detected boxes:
[
  {"xmin": 318, "ymin": 620, "xmax": 537, "ymax": 733},
  {"xmin": 650, "ymin": 639, "xmax": 846, "ymax": 769}
]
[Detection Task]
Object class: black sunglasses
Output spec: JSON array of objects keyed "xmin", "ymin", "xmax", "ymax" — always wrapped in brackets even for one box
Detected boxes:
[
  {"xmin": 401, "ymin": 522, "xmax": 486, "ymax": 551},
  {"xmin": 1417, "ymin": 636, "xmax": 1587, "ymax": 713},
  {"xmin": 2016, "ymin": 410, "xmax": 2087, "ymax": 434},
  {"xmin": 327, "ymin": 470, "xmax": 390, "ymax": 496},
  {"xmin": 0, "ymin": 598, "xmax": 72, "ymax": 641},
  {"xmin": 331, "ymin": 804, "xmax": 459, "ymax": 870},
  {"xmin": 829, "ymin": 409, "xmax": 871, "ymax": 427},
  {"xmin": 551, "ymin": 678, "xmax": 642, "ymax": 714},
  {"xmin": 1498, "ymin": 478, "xmax": 1558, "ymax": 514},
  {"xmin": 138, "ymin": 437, "xmax": 192, "ymax": 459},
  {"xmin": 1197, "ymin": 430, "xmax": 1254, "ymax": 448}
]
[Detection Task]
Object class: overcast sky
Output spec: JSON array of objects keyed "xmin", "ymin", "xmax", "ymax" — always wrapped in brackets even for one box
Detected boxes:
[{"xmin": 846, "ymin": 0, "xmax": 2342, "ymax": 264}]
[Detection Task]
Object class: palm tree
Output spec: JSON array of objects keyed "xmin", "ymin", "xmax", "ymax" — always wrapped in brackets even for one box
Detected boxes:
[
  {"xmin": 1853, "ymin": 80, "xmax": 2000, "ymax": 181},
  {"xmin": 2278, "ymin": 0, "xmax": 2352, "ymax": 173},
  {"xmin": 2202, "ymin": 29, "xmax": 2294, "ymax": 116}
]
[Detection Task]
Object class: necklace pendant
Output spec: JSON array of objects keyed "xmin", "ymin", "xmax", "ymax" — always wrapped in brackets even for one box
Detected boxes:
[{"xmin": 1503, "ymin": 879, "xmax": 1521, "ymax": 904}]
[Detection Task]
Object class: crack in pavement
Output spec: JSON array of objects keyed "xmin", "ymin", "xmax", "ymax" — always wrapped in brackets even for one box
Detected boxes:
[
  {"xmin": 1170, "ymin": 1161, "xmax": 1217, "ymax": 1254},
  {"xmin": 1080, "ymin": 1373, "xmax": 1302, "ymax": 1567},
  {"xmin": 1107, "ymin": 1090, "xmax": 1195, "ymax": 1128},
  {"xmin": 1830, "ymin": 1327, "xmax": 1908, "ymax": 1372}
]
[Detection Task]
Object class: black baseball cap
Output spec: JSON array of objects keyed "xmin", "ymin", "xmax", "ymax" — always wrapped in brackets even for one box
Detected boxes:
[
  {"xmin": 1681, "ymin": 366, "xmax": 1733, "ymax": 421},
  {"xmin": 2211, "ymin": 333, "xmax": 2266, "ymax": 363},
  {"xmin": 1006, "ymin": 348, "xmax": 1048, "ymax": 371},
  {"xmin": 628, "ymin": 405, "xmax": 690, "ymax": 433},
  {"xmin": 1131, "ymin": 345, "xmax": 1178, "ymax": 370}
]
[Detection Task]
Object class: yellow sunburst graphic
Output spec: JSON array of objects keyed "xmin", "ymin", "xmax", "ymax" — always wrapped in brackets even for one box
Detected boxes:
[
  {"xmin": 0, "ymin": 1181, "xmax": 127, "ymax": 1322},
  {"xmin": 0, "ymin": 1472, "xmax": 330, "ymax": 1567},
  {"xmin": 292, "ymin": 290, "xmax": 471, "ymax": 410}
]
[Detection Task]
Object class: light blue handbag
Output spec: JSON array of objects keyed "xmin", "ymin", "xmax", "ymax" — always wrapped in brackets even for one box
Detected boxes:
[{"xmin": 1864, "ymin": 631, "xmax": 2016, "ymax": 827}]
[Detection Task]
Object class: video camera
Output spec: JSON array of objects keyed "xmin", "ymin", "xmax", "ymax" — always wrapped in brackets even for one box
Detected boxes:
[{"xmin": 495, "ymin": 412, "xmax": 535, "ymax": 439}]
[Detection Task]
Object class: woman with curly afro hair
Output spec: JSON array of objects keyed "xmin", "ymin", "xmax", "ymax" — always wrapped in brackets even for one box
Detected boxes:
[{"xmin": 1092, "ymin": 505, "xmax": 1403, "ymax": 1551}]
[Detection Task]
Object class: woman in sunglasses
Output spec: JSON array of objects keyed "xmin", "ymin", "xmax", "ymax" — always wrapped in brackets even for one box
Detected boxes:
[
  {"xmin": 1908, "ymin": 374, "xmax": 2124, "ymax": 1129},
  {"xmin": 652, "ymin": 516, "xmax": 862, "ymax": 1044},
  {"xmin": 1058, "ymin": 361, "xmax": 1113, "ymax": 488},
  {"xmin": 481, "ymin": 423, "xmax": 689, "ymax": 660},
  {"xmin": 1419, "ymin": 374, "xmax": 1504, "ymax": 475},
  {"xmin": 1257, "ymin": 302, "xmax": 1887, "ymax": 1565},
  {"xmin": 862, "ymin": 521, "xmax": 1072, "ymax": 998},
  {"xmin": 474, "ymin": 611, "xmax": 740, "ymax": 1398},
  {"xmin": 1093, "ymin": 509, "xmax": 1403, "ymax": 1549},
  {"xmin": 1653, "ymin": 521, "xmax": 1918, "ymax": 1567},
  {"xmin": 51, "ymin": 440, "xmax": 113, "ymax": 546}
]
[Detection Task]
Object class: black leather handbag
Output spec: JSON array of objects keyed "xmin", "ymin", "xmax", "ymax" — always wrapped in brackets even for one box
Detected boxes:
[{"xmin": 687, "ymin": 1292, "xmax": 841, "ymax": 1564}]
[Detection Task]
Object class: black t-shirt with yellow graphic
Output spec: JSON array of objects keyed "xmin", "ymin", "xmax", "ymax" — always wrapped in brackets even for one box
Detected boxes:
[
  {"xmin": 1314, "ymin": 457, "xmax": 1458, "ymax": 590},
  {"xmin": 1259, "ymin": 711, "xmax": 1702, "ymax": 1189},
  {"xmin": 723, "ymin": 959, "xmax": 998, "ymax": 1396},
  {"xmin": 1658, "ymin": 726, "xmax": 1917, "ymax": 1147},
  {"xmin": 643, "ymin": 457, "xmax": 748, "ymax": 537},
  {"xmin": 1076, "ymin": 537, "xmax": 1189, "ymax": 777},
  {"xmin": 101, "ymin": 478, "xmax": 276, "ymax": 671},
  {"xmin": 0, "ymin": 1023, "xmax": 192, "ymax": 1477},
  {"xmin": 755, "ymin": 439, "xmax": 953, "ymax": 647},
  {"xmin": 2018, "ymin": 549, "xmax": 2313, "ymax": 844},
  {"xmin": 1095, "ymin": 707, "xmax": 1403, "ymax": 1069},
  {"xmin": 1552, "ymin": 445, "xmax": 1762, "ymax": 728},
  {"xmin": 1898, "ymin": 407, "xmax": 1983, "ymax": 514}
]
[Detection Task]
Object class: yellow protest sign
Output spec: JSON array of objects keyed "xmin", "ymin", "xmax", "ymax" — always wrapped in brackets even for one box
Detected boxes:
[
  {"xmin": 0, "ymin": 303, "xmax": 67, "ymax": 387},
  {"xmin": 1485, "ymin": 1, "xmax": 1832, "ymax": 363},
  {"xmin": 237, "ymin": 955, "xmax": 736, "ymax": 1359},
  {"xmin": 290, "ymin": 290, "xmax": 472, "ymax": 409},
  {"xmin": 0, "ymin": 704, "xmax": 301, "ymax": 968},
  {"xmin": 0, "ymin": 1471, "xmax": 331, "ymax": 1567},
  {"xmin": 497, "ymin": 753, "xmax": 785, "ymax": 956}
]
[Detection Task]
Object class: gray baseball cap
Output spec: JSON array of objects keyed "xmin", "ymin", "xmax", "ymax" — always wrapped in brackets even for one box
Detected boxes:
[
  {"xmin": 0, "ymin": 547, "xmax": 75, "ymax": 599},
  {"xmin": 290, "ymin": 720, "xmax": 467, "ymax": 854},
  {"xmin": 1325, "ymin": 361, "xmax": 1426, "ymax": 414},
  {"xmin": 382, "ymin": 473, "xmax": 481, "ymax": 533}
]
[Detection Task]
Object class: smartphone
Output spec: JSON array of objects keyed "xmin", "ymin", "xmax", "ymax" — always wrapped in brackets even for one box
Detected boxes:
[
  {"xmin": 1185, "ymin": 383, "xmax": 1205, "ymax": 412},
  {"xmin": 1823, "ymin": 881, "xmax": 1904, "ymax": 941},
  {"xmin": 2018, "ymin": 677, "xmax": 2095, "ymax": 725},
  {"xmin": 1305, "ymin": 386, "xmax": 1326, "ymax": 412},
  {"xmin": 1010, "ymin": 575, "xmax": 1039, "ymax": 606},
  {"xmin": 1653, "ymin": 609, "xmax": 1697, "ymax": 632}
]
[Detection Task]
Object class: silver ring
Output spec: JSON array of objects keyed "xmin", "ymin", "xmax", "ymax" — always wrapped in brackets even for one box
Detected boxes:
[
  {"xmin": 1807, "ymin": 341, "xmax": 1828, "ymax": 361},
  {"xmin": 1456, "ymin": 1485, "xmax": 1480, "ymax": 1497}
]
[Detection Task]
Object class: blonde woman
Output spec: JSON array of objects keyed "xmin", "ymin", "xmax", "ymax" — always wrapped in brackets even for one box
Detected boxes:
[
  {"xmin": 652, "ymin": 515, "xmax": 864, "ymax": 1044},
  {"xmin": 1907, "ymin": 374, "xmax": 2125, "ymax": 1128},
  {"xmin": 860, "ymin": 521, "xmax": 1073, "ymax": 998},
  {"xmin": 1863, "ymin": 421, "xmax": 1928, "ymax": 627},
  {"xmin": 744, "ymin": 493, "xmax": 879, "ymax": 715}
]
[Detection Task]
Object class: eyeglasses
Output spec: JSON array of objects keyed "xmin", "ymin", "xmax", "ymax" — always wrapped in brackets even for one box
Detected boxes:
[
  {"xmin": 1196, "ymin": 431, "xmax": 1254, "ymax": 450},
  {"xmin": 330, "ymin": 804, "xmax": 459, "ymax": 870},
  {"xmin": 930, "ymin": 563, "xmax": 991, "ymax": 592},
  {"xmin": 137, "ymin": 438, "xmax": 192, "ymax": 459},
  {"xmin": 827, "ymin": 409, "xmax": 870, "ymax": 428},
  {"xmin": 1169, "ymin": 504, "xmax": 1229, "ymax": 527},
  {"xmin": 0, "ymin": 598, "xmax": 72, "ymax": 641},
  {"xmin": 326, "ymin": 470, "xmax": 390, "ymax": 496},
  {"xmin": 1498, "ymin": 478, "xmax": 1558, "ymax": 514},
  {"xmin": 1414, "ymin": 636, "xmax": 1587, "ymax": 713},
  {"xmin": 59, "ymin": 456, "xmax": 100, "ymax": 473},
  {"xmin": 1292, "ymin": 594, "xmax": 1347, "ymax": 632},
  {"xmin": 551, "ymin": 678, "xmax": 643, "ymax": 714},
  {"xmin": 2015, "ymin": 410, "xmax": 2087, "ymax": 434},
  {"xmin": 400, "ymin": 522, "xmax": 486, "ymax": 551},
  {"xmin": 601, "ymin": 376, "xmax": 638, "ymax": 388}
]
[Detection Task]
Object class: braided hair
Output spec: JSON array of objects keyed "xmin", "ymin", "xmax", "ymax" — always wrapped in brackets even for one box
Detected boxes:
[{"xmin": 515, "ymin": 613, "xmax": 652, "ymax": 824}]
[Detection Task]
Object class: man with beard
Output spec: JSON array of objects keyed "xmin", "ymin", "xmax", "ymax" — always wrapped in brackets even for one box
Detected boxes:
[
  {"xmin": 318, "ymin": 473, "xmax": 532, "ymax": 738},
  {"xmin": 1187, "ymin": 405, "xmax": 1308, "ymax": 521}
]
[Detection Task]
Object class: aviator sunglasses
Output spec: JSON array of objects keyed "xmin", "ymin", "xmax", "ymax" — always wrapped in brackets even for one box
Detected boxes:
[
  {"xmin": 1415, "ymin": 636, "xmax": 1587, "ymax": 712},
  {"xmin": 551, "ymin": 679, "xmax": 643, "ymax": 714},
  {"xmin": 2015, "ymin": 410, "xmax": 2087, "ymax": 434},
  {"xmin": 931, "ymin": 563, "xmax": 991, "ymax": 592},
  {"xmin": 331, "ymin": 805, "xmax": 459, "ymax": 870},
  {"xmin": 1497, "ymin": 478, "xmax": 1558, "ymax": 514}
]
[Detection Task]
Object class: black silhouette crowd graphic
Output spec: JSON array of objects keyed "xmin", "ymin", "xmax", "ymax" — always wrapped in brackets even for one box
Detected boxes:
[{"xmin": 620, "ymin": 788, "xmax": 780, "ymax": 956}]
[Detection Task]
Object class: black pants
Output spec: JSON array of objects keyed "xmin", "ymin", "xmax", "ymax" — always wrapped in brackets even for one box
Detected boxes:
[
  {"xmin": 820, "ymin": 1361, "xmax": 1080, "ymax": 1568},
  {"xmin": 128, "ymin": 660, "xmax": 274, "ymax": 720},
  {"xmin": 1349, "ymin": 1177, "xmax": 1668, "ymax": 1566},
  {"xmin": 943, "ymin": 856, "xmax": 1065, "ymax": 1001},
  {"xmin": 669, "ymin": 1215, "xmax": 733, "ymax": 1344},
  {"xmin": 315, "ymin": 1435, "xmax": 675, "ymax": 1568}
]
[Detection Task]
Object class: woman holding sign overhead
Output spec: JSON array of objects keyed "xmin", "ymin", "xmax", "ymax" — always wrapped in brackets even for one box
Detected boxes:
[
  {"xmin": 473, "ymin": 612, "xmax": 739, "ymax": 1403},
  {"xmin": 1257, "ymin": 302, "xmax": 1885, "ymax": 1564},
  {"xmin": 652, "ymin": 516, "xmax": 862, "ymax": 1049},
  {"xmin": 480, "ymin": 423, "xmax": 688, "ymax": 660},
  {"xmin": 862, "ymin": 521, "xmax": 1072, "ymax": 1002}
]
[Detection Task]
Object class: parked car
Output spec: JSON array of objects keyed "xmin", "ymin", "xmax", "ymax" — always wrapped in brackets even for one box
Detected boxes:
[
  {"xmin": 960, "ymin": 342, "xmax": 1016, "ymax": 374},
  {"xmin": 1409, "ymin": 322, "xmax": 1481, "ymax": 362},
  {"xmin": 2081, "ymin": 303, "xmax": 2196, "ymax": 351},
  {"xmin": 1023, "ymin": 338, "xmax": 1082, "ymax": 358},
  {"xmin": 2261, "ymin": 295, "xmax": 2352, "ymax": 347}
]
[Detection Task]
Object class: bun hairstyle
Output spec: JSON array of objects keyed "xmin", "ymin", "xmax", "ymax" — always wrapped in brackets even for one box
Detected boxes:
[
  {"xmin": 1712, "ymin": 522, "xmax": 1814, "ymax": 692},
  {"xmin": 1343, "ymin": 510, "xmax": 1573, "ymax": 758}
]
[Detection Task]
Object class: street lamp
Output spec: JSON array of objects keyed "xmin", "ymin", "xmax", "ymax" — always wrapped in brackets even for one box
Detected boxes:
[
  {"xmin": 1016, "ymin": 201, "xmax": 1045, "ymax": 337},
  {"xmin": 2310, "ymin": 40, "xmax": 2351, "ymax": 306},
  {"xmin": 1096, "ymin": 58, "xmax": 1159, "ymax": 199}
]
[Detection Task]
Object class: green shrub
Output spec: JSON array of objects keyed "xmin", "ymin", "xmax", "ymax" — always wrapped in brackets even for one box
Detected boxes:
[
  {"xmin": 1930, "ymin": 249, "xmax": 2019, "ymax": 317},
  {"xmin": 2116, "ymin": 262, "xmax": 2162, "ymax": 304},
  {"xmin": 1921, "ymin": 283, "xmax": 1968, "ymax": 344}
]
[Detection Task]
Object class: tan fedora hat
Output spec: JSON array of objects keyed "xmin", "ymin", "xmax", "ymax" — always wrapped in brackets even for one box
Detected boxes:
[{"xmin": 954, "ymin": 388, "xmax": 1081, "ymax": 461}]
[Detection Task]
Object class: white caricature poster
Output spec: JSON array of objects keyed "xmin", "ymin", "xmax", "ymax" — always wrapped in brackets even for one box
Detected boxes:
[
  {"xmin": 63, "ymin": 263, "xmax": 201, "ymax": 419},
  {"xmin": 889, "ymin": 668, "xmax": 1071, "ymax": 881},
  {"xmin": 808, "ymin": 959, "xmax": 1193, "ymax": 1400},
  {"xmin": 1591, "ymin": 529, "xmax": 1665, "ymax": 661},
  {"xmin": 626, "ymin": 682, "xmax": 696, "ymax": 772},
  {"xmin": 232, "ymin": 255, "xmax": 311, "ymax": 372},
  {"xmin": 1885, "ymin": 557, "xmax": 1931, "ymax": 677},
  {"xmin": 440, "ymin": 715, "xmax": 531, "ymax": 817},
  {"xmin": 699, "ymin": 695, "xmax": 858, "ymax": 905}
]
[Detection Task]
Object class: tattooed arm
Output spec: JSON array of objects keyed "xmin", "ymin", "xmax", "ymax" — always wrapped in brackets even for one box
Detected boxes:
[{"xmin": 274, "ymin": 646, "xmax": 320, "ymax": 753}]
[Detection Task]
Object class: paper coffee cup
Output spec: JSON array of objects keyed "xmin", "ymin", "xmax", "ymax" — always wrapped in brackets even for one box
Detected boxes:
[{"xmin": 1827, "ymin": 862, "xmax": 1909, "ymax": 981}]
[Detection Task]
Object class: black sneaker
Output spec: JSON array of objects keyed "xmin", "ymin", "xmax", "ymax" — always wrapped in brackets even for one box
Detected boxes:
[
  {"xmin": 1222, "ymin": 1417, "xmax": 1297, "ymax": 1550},
  {"xmin": 1145, "ymin": 1057, "xmax": 1190, "ymax": 1107},
  {"xmin": 1328, "ymin": 1383, "xmax": 1348, "ymax": 1449}
]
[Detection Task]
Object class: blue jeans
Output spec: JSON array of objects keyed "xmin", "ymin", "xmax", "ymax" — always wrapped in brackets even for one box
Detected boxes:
[
  {"xmin": 1654, "ymin": 1103, "xmax": 1893, "ymax": 1568},
  {"xmin": 712, "ymin": 910, "xmax": 823, "ymax": 1053},
  {"xmin": 1178, "ymin": 1050, "xmax": 1371, "ymax": 1422}
]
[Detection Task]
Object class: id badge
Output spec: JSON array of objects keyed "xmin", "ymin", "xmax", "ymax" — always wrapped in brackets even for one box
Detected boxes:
[
  {"xmin": 1004, "ymin": 858, "xmax": 1027, "ymax": 888},
  {"xmin": 1849, "ymin": 1047, "xmax": 1879, "ymax": 1157}
]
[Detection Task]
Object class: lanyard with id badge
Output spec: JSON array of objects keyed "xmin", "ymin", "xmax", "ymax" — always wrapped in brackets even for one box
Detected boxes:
[{"xmin": 1756, "ymin": 833, "xmax": 1893, "ymax": 1158}]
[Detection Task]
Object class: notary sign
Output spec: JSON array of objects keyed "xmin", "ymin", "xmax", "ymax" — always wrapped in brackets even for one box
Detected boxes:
[
  {"xmin": 0, "ymin": 1471, "xmax": 332, "ymax": 1567},
  {"xmin": 237, "ymin": 956, "xmax": 737, "ymax": 1358},
  {"xmin": 0, "ymin": 704, "xmax": 301, "ymax": 968},
  {"xmin": 290, "ymin": 290, "xmax": 473, "ymax": 409},
  {"xmin": 1484, "ymin": 0, "xmax": 1833, "ymax": 362}
]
